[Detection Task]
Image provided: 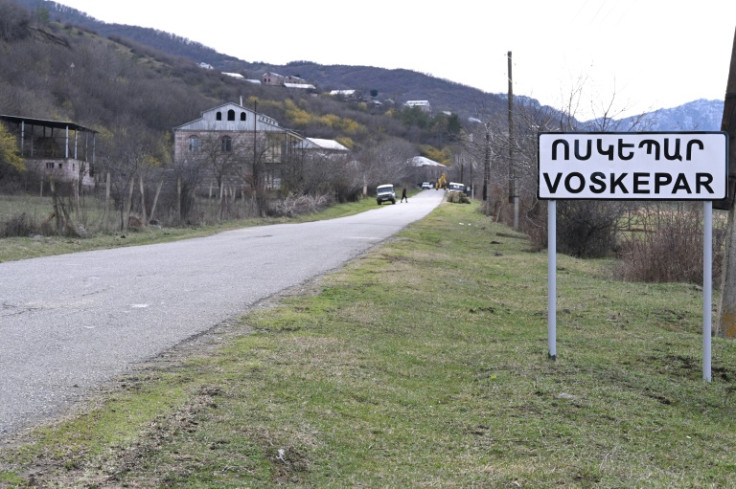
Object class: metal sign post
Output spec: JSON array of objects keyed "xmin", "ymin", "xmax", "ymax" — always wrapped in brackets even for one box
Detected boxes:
[
  {"xmin": 704, "ymin": 201, "xmax": 713, "ymax": 382},
  {"xmin": 539, "ymin": 132, "xmax": 728, "ymax": 382},
  {"xmin": 548, "ymin": 200, "xmax": 557, "ymax": 360}
]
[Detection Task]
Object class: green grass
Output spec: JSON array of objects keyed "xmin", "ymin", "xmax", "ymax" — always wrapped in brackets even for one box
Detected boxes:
[{"xmin": 2, "ymin": 200, "xmax": 736, "ymax": 488}]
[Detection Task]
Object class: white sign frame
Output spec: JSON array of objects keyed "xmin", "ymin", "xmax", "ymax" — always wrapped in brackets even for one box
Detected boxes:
[
  {"xmin": 538, "ymin": 131, "xmax": 728, "ymax": 382},
  {"xmin": 539, "ymin": 132, "xmax": 727, "ymax": 200}
]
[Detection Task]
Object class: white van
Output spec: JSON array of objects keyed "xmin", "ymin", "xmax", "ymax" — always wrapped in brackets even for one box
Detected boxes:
[{"xmin": 376, "ymin": 184, "xmax": 396, "ymax": 205}]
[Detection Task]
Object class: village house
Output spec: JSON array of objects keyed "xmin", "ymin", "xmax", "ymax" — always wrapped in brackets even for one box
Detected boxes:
[
  {"xmin": 172, "ymin": 102, "xmax": 304, "ymax": 193},
  {"xmin": 404, "ymin": 100, "xmax": 432, "ymax": 112},
  {"xmin": 0, "ymin": 114, "xmax": 96, "ymax": 187},
  {"xmin": 261, "ymin": 72, "xmax": 310, "ymax": 87},
  {"xmin": 328, "ymin": 89, "xmax": 365, "ymax": 102},
  {"xmin": 261, "ymin": 72, "xmax": 284, "ymax": 85}
]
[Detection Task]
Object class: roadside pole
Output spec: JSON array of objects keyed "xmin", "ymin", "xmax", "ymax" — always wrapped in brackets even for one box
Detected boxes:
[
  {"xmin": 704, "ymin": 201, "xmax": 713, "ymax": 382},
  {"xmin": 548, "ymin": 200, "xmax": 557, "ymax": 360}
]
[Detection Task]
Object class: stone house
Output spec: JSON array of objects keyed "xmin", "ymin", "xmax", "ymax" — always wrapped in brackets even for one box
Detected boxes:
[
  {"xmin": 404, "ymin": 100, "xmax": 432, "ymax": 112},
  {"xmin": 261, "ymin": 72, "xmax": 284, "ymax": 85},
  {"xmin": 173, "ymin": 102, "xmax": 304, "ymax": 193},
  {"xmin": 262, "ymin": 72, "xmax": 309, "ymax": 87},
  {"xmin": 0, "ymin": 114, "xmax": 96, "ymax": 187}
]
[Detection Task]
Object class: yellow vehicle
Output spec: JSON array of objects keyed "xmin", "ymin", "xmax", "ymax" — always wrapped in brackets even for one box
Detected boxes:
[{"xmin": 436, "ymin": 173, "xmax": 447, "ymax": 189}]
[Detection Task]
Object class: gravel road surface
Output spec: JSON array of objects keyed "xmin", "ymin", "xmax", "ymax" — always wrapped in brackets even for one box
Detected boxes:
[{"xmin": 0, "ymin": 190, "xmax": 444, "ymax": 438}]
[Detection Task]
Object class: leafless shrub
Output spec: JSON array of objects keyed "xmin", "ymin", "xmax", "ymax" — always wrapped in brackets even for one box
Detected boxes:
[
  {"xmin": 556, "ymin": 201, "xmax": 627, "ymax": 258},
  {"xmin": 0, "ymin": 0, "xmax": 31, "ymax": 42},
  {"xmin": 613, "ymin": 207, "xmax": 724, "ymax": 285},
  {"xmin": 267, "ymin": 194, "xmax": 334, "ymax": 217},
  {"xmin": 1, "ymin": 212, "xmax": 38, "ymax": 237},
  {"xmin": 445, "ymin": 191, "xmax": 470, "ymax": 204}
]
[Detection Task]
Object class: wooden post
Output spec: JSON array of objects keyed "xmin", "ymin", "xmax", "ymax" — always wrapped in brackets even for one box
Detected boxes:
[
  {"xmin": 103, "ymin": 172, "xmax": 111, "ymax": 231},
  {"xmin": 149, "ymin": 179, "xmax": 163, "ymax": 224},
  {"xmin": 177, "ymin": 177, "xmax": 182, "ymax": 225},
  {"xmin": 123, "ymin": 175, "xmax": 134, "ymax": 231},
  {"xmin": 138, "ymin": 173, "xmax": 147, "ymax": 225}
]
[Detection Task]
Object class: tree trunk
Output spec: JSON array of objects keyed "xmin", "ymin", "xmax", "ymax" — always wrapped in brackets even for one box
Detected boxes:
[
  {"xmin": 73, "ymin": 176, "xmax": 81, "ymax": 223},
  {"xmin": 177, "ymin": 177, "xmax": 183, "ymax": 225},
  {"xmin": 138, "ymin": 173, "xmax": 147, "ymax": 225},
  {"xmin": 218, "ymin": 182, "xmax": 225, "ymax": 220},
  {"xmin": 719, "ymin": 209, "xmax": 736, "ymax": 336},
  {"xmin": 123, "ymin": 175, "xmax": 134, "ymax": 231},
  {"xmin": 102, "ymin": 172, "xmax": 111, "ymax": 231},
  {"xmin": 717, "ymin": 28, "xmax": 736, "ymax": 337},
  {"xmin": 149, "ymin": 179, "xmax": 164, "ymax": 224},
  {"xmin": 50, "ymin": 178, "xmax": 62, "ymax": 234}
]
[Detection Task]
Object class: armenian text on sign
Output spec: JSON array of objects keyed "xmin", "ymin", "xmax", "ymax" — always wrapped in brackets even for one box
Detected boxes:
[{"xmin": 538, "ymin": 132, "xmax": 728, "ymax": 200}]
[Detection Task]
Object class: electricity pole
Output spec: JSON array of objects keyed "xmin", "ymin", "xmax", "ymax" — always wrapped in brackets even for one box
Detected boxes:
[
  {"xmin": 508, "ymin": 51, "xmax": 519, "ymax": 231},
  {"xmin": 483, "ymin": 123, "xmax": 491, "ymax": 204}
]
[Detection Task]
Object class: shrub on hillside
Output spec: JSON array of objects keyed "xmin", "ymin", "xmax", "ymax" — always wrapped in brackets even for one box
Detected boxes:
[
  {"xmin": 613, "ymin": 208, "xmax": 724, "ymax": 285},
  {"xmin": 556, "ymin": 201, "xmax": 626, "ymax": 258},
  {"xmin": 1, "ymin": 212, "xmax": 38, "ymax": 237},
  {"xmin": 267, "ymin": 194, "xmax": 333, "ymax": 217}
]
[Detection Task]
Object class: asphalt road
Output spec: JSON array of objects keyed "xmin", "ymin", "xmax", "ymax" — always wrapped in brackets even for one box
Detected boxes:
[{"xmin": 0, "ymin": 190, "xmax": 445, "ymax": 438}]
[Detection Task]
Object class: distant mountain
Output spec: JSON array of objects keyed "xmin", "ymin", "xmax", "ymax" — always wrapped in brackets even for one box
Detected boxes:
[{"xmin": 629, "ymin": 99, "xmax": 723, "ymax": 131}]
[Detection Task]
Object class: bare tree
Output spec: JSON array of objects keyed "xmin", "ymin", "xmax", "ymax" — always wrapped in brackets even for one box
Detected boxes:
[
  {"xmin": 0, "ymin": 0, "xmax": 30, "ymax": 42},
  {"xmin": 353, "ymin": 137, "xmax": 415, "ymax": 194}
]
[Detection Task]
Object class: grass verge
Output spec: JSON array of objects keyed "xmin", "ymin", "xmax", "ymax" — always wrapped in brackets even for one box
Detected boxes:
[
  {"xmin": 0, "ymin": 196, "xmax": 380, "ymax": 263},
  {"xmin": 1, "ymin": 200, "xmax": 736, "ymax": 488}
]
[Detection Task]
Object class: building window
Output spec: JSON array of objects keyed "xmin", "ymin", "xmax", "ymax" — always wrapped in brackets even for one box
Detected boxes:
[
  {"xmin": 227, "ymin": 109, "xmax": 235, "ymax": 121},
  {"xmin": 216, "ymin": 111, "xmax": 222, "ymax": 121},
  {"xmin": 221, "ymin": 136, "xmax": 232, "ymax": 152},
  {"xmin": 46, "ymin": 162, "xmax": 54, "ymax": 169},
  {"xmin": 240, "ymin": 112, "xmax": 246, "ymax": 121},
  {"xmin": 188, "ymin": 135, "xmax": 200, "ymax": 152}
]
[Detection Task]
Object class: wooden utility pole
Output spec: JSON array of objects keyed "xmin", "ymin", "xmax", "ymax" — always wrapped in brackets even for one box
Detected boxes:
[
  {"xmin": 483, "ymin": 123, "xmax": 491, "ymax": 203},
  {"xmin": 508, "ymin": 51, "xmax": 519, "ymax": 230},
  {"xmin": 717, "ymin": 27, "xmax": 736, "ymax": 337}
]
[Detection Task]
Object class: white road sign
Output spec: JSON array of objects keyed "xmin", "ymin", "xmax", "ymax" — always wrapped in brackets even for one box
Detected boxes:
[{"xmin": 538, "ymin": 132, "xmax": 728, "ymax": 200}]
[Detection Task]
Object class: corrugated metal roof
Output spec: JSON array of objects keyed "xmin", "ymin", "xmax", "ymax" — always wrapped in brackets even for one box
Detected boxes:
[
  {"xmin": 409, "ymin": 156, "xmax": 444, "ymax": 167},
  {"xmin": 173, "ymin": 102, "xmax": 285, "ymax": 132},
  {"xmin": 0, "ymin": 114, "xmax": 97, "ymax": 133},
  {"xmin": 298, "ymin": 138, "xmax": 349, "ymax": 152}
]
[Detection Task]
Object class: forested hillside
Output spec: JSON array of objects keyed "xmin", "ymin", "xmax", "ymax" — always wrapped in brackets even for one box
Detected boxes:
[
  {"xmin": 0, "ymin": 0, "xmax": 487, "ymax": 169},
  {"xmin": 2, "ymin": 0, "xmax": 519, "ymax": 233},
  {"xmin": 14, "ymin": 0, "xmax": 517, "ymax": 121}
]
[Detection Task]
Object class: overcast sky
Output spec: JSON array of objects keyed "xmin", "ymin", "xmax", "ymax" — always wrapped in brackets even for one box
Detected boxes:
[{"xmin": 53, "ymin": 0, "xmax": 736, "ymax": 120}]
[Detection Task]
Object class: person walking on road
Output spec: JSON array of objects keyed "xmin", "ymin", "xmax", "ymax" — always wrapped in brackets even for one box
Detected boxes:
[{"xmin": 400, "ymin": 186, "xmax": 408, "ymax": 203}]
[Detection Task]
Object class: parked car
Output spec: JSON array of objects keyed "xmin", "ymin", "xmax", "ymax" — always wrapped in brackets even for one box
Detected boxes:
[
  {"xmin": 448, "ymin": 182, "xmax": 465, "ymax": 192},
  {"xmin": 421, "ymin": 182, "xmax": 432, "ymax": 189},
  {"xmin": 376, "ymin": 184, "xmax": 396, "ymax": 205}
]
